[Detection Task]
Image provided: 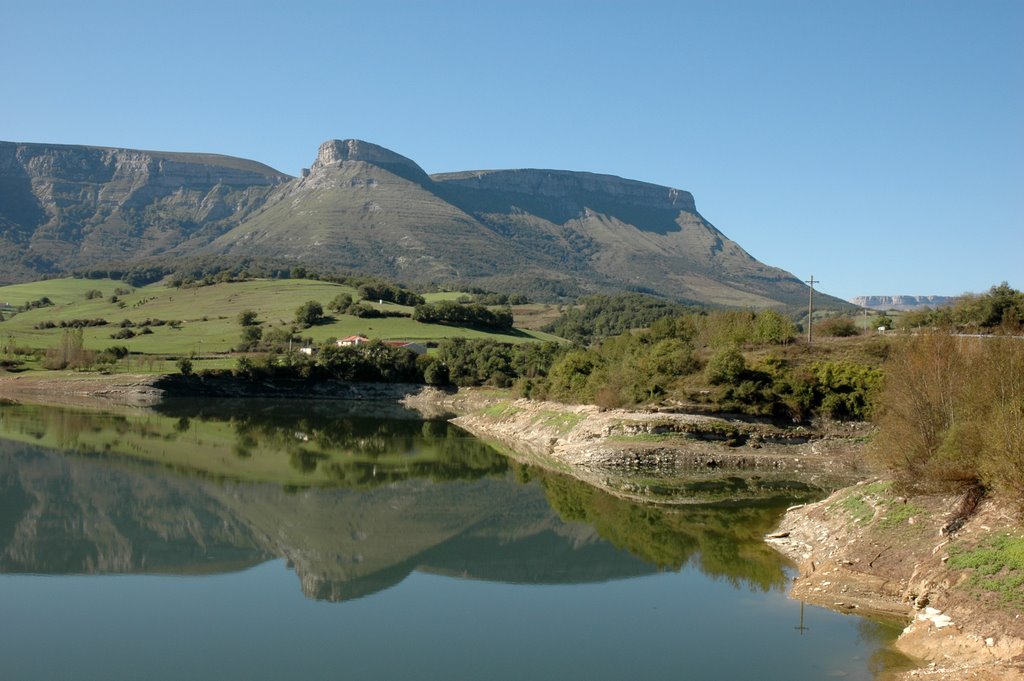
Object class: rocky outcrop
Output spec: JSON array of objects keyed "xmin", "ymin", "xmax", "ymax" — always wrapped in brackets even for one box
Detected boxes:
[
  {"xmin": 433, "ymin": 168, "xmax": 698, "ymax": 214},
  {"xmin": 0, "ymin": 141, "xmax": 289, "ymax": 282},
  {"xmin": 851, "ymin": 295, "xmax": 957, "ymax": 310},
  {"xmin": 312, "ymin": 139, "xmax": 428, "ymax": 179}
]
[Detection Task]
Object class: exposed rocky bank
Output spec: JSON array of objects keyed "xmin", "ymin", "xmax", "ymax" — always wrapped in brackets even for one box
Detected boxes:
[{"xmin": 768, "ymin": 484, "xmax": 1024, "ymax": 680}]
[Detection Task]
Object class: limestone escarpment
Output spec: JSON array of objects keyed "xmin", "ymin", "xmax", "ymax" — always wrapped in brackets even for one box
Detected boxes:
[
  {"xmin": 1, "ymin": 137, "xmax": 849, "ymax": 310},
  {"xmin": 850, "ymin": 295, "xmax": 957, "ymax": 310},
  {"xmin": 0, "ymin": 141, "xmax": 289, "ymax": 282}
]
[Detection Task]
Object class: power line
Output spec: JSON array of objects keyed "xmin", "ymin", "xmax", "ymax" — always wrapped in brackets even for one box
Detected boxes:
[{"xmin": 805, "ymin": 275, "xmax": 819, "ymax": 345}]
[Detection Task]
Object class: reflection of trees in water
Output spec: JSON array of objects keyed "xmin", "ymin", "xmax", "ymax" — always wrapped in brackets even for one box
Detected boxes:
[
  {"xmin": 518, "ymin": 462, "xmax": 796, "ymax": 592},
  {"xmin": 0, "ymin": 402, "xmax": 509, "ymax": 489}
]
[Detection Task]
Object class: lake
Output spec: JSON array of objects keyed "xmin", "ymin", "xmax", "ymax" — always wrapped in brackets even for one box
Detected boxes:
[{"xmin": 0, "ymin": 400, "xmax": 911, "ymax": 680}]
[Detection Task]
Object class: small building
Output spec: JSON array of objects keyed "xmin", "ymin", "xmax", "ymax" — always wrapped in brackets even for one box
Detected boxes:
[
  {"xmin": 299, "ymin": 346, "xmax": 315, "ymax": 356},
  {"xmin": 337, "ymin": 335, "xmax": 370, "ymax": 347},
  {"xmin": 383, "ymin": 340, "xmax": 428, "ymax": 356}
]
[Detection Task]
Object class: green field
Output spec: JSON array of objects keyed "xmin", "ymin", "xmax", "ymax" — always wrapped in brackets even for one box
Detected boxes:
[{"xmin": 0, "ymin": 278, "xmax": 562, "ymax": 358}]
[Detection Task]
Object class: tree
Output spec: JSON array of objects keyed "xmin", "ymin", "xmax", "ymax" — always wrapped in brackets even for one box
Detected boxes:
[
  {"xmin": 237, "ymin": 309, "xmax": 259, "ymax": 326},
  {"xmin": 295, "ymin": 300, "xmax": 324, "ymax": 328},
  {"xmin": 176, "ymin": 357, "xmax": 194, "ymax": 376},
  {"xmin": 328, "ymin": 293, "xmax": 353, "ymax": 313},
  {"xmin": 705, "ymin": 345, "xmax": 746, "ymax": 385},
  {"xmin": 873, "ymin": 314, "xmax": 894, "ymax": 329},
  {"xmin": 239, "ymin": 325, "xmax": 263, "ymax": 350},
  {"xmin": 752, "ymin": 310, "xmax": 797, "ymax": 345}
]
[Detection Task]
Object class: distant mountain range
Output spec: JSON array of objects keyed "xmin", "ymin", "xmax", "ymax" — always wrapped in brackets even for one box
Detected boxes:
[
  {"xmin": 0, "ymin": 138, "xmax": 850, "ymax": 309},
  {"xmin": 850, "ymin": 295, "xmax": 957, "ymax": 311}
]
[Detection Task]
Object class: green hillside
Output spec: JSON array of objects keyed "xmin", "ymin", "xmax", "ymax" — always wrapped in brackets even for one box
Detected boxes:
[{"xmin": 0, "ymin": 277, "xmax": 560, "ymax": 357}]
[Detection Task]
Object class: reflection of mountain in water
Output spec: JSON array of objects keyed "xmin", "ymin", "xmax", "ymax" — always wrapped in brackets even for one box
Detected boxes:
[
  {"xmin": 0, "ymin": 402, "xmax": 802, "ymax": 601},
  {"xmin": 0, "ymin": 439, "xmax": 656, "ymax": 601},
  {"xmin": 0, "ymin": 443, "xmax": 269, "ymax": 575}
]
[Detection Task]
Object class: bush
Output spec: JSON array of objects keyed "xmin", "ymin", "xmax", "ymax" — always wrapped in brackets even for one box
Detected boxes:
[
  {"xmin": 871, "ymin": 333, "xmax": 1024, "ymax": 497},
  {"xmin": 176, "ymin": 358, "xmax": 193, "ymax": 376},
  {"xmin": 816, "ymin": 317, "xmax": 859, "ymax": 337},
  {"xmin": 811, "ymin": 361, "xmax": 882, "ymax": 420},
  {"xmin": 328, "ymin": 293, "xmax": 353, "ymax": 313},
  {"xmin": 705, "ymin": 346, "xmax": 746, "ymax": 385}
]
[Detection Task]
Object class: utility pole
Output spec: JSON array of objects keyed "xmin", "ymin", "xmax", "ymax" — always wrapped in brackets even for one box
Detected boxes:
[{"xmin": 805, "ymin": 275, "xmax": 818, "ymax": 345}]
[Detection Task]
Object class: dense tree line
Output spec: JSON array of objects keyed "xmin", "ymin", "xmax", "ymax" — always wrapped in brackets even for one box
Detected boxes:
[
  {"xmin": 542, "ymin": 293, "xmax": 697, "ymax": 344},
  {"xmin": 412, "ymin": 301, "xmax": 514, "ymax": 331},
  {"xmin": 357, "ymin": 283, "xmax": 425, "ymax": 306},
  {"xmin": 73, "ymin": 255, "xmax": 425, "ymax": 294},
  {"xmin": 897, "ymin": 282, "xmax": 1024, "ymax": 333}
]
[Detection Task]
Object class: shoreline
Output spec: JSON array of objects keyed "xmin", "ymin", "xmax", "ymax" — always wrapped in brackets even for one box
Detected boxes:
[
  {"xmin": 767, "ymin": 486, "xmax": 1024, "ymax": 680},
  {"xmin": 1, "ymin": 371, "xmax": 1021, "ymax": 678}
]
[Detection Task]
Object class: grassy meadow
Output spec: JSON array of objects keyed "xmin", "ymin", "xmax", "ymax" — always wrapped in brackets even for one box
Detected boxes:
[{"xmin": 0, "ymin": 278, "xmax": 562, "ymax": 364}]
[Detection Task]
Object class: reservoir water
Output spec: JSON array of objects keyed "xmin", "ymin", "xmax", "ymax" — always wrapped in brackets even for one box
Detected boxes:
[{"xmin": 0, "ymin": 400, "xmax": 910, "ymax": 680}]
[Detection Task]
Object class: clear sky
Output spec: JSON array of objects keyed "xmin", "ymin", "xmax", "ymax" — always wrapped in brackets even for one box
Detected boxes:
[{"xmin": 2, "ymin": 0, "xmax": 1020, "ymax": 301}]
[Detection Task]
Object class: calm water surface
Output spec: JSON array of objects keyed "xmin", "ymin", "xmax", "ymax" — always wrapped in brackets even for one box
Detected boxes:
[{"xmin": 0, "ymin": 400, "xmax": 910, "ymax": 680}]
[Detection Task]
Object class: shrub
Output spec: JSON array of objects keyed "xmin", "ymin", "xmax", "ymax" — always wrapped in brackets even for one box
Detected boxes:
[
  {"xmin": 871, "ymin": 333, "xmax": 1024, "ymax": 497},
  {"xmin": 752, "ymin": 309, "xmax": 797, "ymax": 345},
  {"xmin": 811, "ymin": 361, "xmax": 882, "ymax": 420},
  {"xmin": 176, "ymin": 358, "xmax": 194, "ymax": 376},
  {"xmin": 816, "ymin": 316, "xmax": 859, "ymax": 337},
  {"xmin": 705, "ymin": 346, "xmax": 746, "ymax": 385}
]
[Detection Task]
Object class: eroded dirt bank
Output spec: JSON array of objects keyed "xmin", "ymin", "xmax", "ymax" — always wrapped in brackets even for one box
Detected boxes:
[
  {"xmin": 449, "ymin": 394, "xmax": 873, "ymax": 503},
  {"xmin": 768, "ymin": 484, "xmax": 1024, "ymax": 680}
]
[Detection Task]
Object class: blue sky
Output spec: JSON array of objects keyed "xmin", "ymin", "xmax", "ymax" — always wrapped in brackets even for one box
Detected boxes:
[{"xmin": 2, "ymin": 0, "xmax": 1020, "ymax": 301}]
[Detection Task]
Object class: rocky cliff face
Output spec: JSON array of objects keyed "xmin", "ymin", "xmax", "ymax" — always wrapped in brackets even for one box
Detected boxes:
[
  {"xmin": 0, "ymin": 141, "xmax": 289, "ymax": 282},
  {"xmin": 851, "ymin": 295, "xmax": 957, "ymax": 310},
  {"xmin": 434, "ymin": 168, "xmax": 698, "ymax": 214},
  {"xmin": 313, "ymin": 139, "xmax": 428, "ymax": 179},
  {"xmin": 0, "ymin": 137, "xmax": 848, "ymax": 310}
]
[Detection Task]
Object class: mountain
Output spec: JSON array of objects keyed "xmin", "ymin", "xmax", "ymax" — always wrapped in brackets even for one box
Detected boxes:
[
  {"xmin": 850, "ymin": 295, "xmax": 957, "ymax": 311},
  {"xmin": 0, "ymin": 138, "xmax": 848, "ymax": 309},
  {"xmin": 0, "ymin": 141, "xmax": 288, "ymax": 280}
]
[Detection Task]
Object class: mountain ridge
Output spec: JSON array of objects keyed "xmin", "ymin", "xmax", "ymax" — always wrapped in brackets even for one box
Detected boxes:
[{"xmin": 0, "ymin": 137, "xmax": 849, "ymax": 309}]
